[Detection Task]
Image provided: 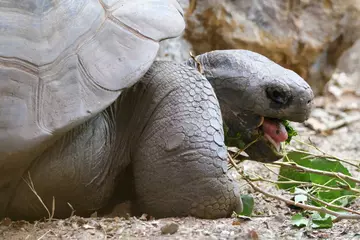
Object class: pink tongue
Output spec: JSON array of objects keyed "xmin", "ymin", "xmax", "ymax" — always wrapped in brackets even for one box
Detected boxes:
[{"xmin": 261, "ymin": 119, "xmax": 288, "ymax": 143}]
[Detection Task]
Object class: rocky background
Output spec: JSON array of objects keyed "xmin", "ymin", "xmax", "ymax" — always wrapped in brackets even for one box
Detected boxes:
[
  {"xmin": 1, "ymin": 1, "xmax": 360, "ymax": 239},
  {"xmin": 158, "ymin": 0, "xmax": 360, "ymax": 96}
]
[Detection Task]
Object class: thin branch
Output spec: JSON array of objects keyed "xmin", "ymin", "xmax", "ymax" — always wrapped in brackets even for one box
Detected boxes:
[
  {"xmin": 305, "ymin": 115, "xmax": 360, "ymax": 134},
  {"xmin": 327, "ymin": 194, "xmax": 358, "ymax": 206},
  {"xmin": 250, "ymin": 176, "xmax": 360, "ymax": 194},
  {"xmin": 228, "ymin": 157, "xmax": 360, "ymax": 223},
  {"xmin": 272, "ymin": 162, "xmax": 360, "ymax": 185},
  {"xmin": 243, "ymin": 175, "xmax": 360, "ymax": 223},
  {"xmin": 253, "ymin": 163, "xmax": 360, "ymax": 194},
  {"xmin": 51, "ymin": 197, "xmax": 55, "ymax": 220},
  {"xmin": 231, "ymin": 136, "xmax": 261, "ymax": 160},
  {"xmin": 294, "ymin": 139, "xmax": 360, "ymax": 167},
  {"xmin": 263, "ymin": 159, "xmax": 359, "ymax": 195},
  {"xmin": 325, "ymin": 115, "xmax": 360, "ymax": 131},
  {"xmin": 228, "ymin": 152, "xmax": 241, "ymax": 171},
  {"xmin": 37, "ymin": 230, "xmax": 52, "ymax": 240},
  {"xmin": 305, "ymin": 194, "xmax": 360, "ymax": 216},
  {"xmin": 261, "ymin": 163, "xmax": 355, "ymax": 194},
  {"xmin": 67, "ymin": 202, "xmax": 76, "ymax": 218},
  {"xmin": 185, "ymin": 0, "xmax": 197, "ymax": 17},
  {"xmin": 23, "ymin": 172, "xmax": 51, "ymax": 220},
  {"xmin": 296, "ymin": 149, "xmax": 359, "ymax": 169}
]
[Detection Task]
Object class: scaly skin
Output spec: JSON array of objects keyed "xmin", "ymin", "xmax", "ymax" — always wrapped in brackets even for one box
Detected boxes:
[
  {"xmin": 187, "ymin": 50, "xmax": 313, "ymax": 162},
  {"xmin": 4, "ymin": 50, "xmax": 313, "ymax": 220},
  {"xmin": 127, "ymin": 62, "xmax": 241, "ymax": 218}
]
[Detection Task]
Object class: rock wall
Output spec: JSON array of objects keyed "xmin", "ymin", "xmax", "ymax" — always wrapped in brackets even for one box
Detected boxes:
[
  {"xmin": 326, "ymin": 38, "xmax": 360, "ymax": 103},
  {"xmin": 159, "ymin": 0, "xmax": 360, "ymax": 94}
]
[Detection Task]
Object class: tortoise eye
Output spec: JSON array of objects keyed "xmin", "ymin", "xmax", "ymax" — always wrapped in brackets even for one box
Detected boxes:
[{"xmin": 266, "ymin": 87, "xmax": 288, "ymax": 105}]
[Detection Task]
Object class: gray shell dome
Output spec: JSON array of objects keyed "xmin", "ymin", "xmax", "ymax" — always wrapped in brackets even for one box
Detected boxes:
[{"xmin": 0, "ymin": 0, "xmax": 184, "ymax": 153}]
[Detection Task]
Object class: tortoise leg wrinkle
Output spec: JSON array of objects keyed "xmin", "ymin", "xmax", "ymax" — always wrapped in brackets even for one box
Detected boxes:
[{"xmin": 128, "ymin": 62, "xmax": 242, "ymax": 218}]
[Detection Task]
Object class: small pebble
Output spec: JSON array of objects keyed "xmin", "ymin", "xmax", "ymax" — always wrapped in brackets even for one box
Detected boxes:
[
  {"xmin": 220, "ymin": 230, "xmax": 230, "ymax": 237},
  {"xmin": 1, "ymin": 218, "xmax": 12, "ymax": 226},
  {"xmin": 161, "ymin": 223, "xmax": 179, "ymax": 235}
]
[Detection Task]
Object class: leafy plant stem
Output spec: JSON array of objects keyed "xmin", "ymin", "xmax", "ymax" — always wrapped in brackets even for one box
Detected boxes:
[
  {"xmin": 227, "ymin": 136, "xmax": 261, "ymax": 169},
  {"xmin": 227, "ymin": 154, "xmax": 360, "ymax": 223},
  {"xmin": 272, "ymin": 162, "xmax": 360, "ymax": 185},
  {"xmin": 294, "ymin": 139, "xmax": 360, "ymax": 169},
  {"xmin": 304, "ymin": 193, "xmax": 360, "ymax": 216},
  {"xmin": 250, "ymin": 175, "xmax": 360, "ymax": 194}
]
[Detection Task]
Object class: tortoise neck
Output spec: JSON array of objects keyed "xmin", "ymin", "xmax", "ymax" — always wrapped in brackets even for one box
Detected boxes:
[{"xmin": 184, "ymin": 53, "xmax": 218, "ymax": 88}]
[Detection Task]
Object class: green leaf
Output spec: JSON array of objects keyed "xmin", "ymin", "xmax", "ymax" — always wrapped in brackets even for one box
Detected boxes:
[
  {"xmin": 307, "ymin": 158, "xmax": 354, "ymax": 187},
  {"xmin": 223, "ymin": 123, "xmax": 246, "ymax": 149},
  {"xmin": 283, "ymin": 151, "xmax": 354, "ymax": 187},
  {"xmin": 291, "ymin": 212, "xmax": 334, "ymax": 229},
  {"xmin": 277, "ymin": 152, "xmax": 311, "ymax": 189},
  {"xmin": 311, "ymin": 211, "xmax": 336, "ymax": 221},
  {"xmin": 239, "ymin": 195, "xmax": 254, "ymax": 217},
  {"xmin": 291, "ymin": 213, "xmax": 309, "ymax": 228},
  {"xmin": 281, "ymin": 120, "xmax": 298, "ymax": 144},
  {"xmin": 310, "ymin": 212, "xmax": 333, "ymax": 229},
  {"xmin": 277, "ymin": 151, "xmax": 356, "ymax": 207}
]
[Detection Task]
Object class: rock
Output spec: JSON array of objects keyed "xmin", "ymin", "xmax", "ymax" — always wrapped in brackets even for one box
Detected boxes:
[
  {"xmin": 318, "ymin": 38, "xmax": 360, "ymax": 111},
  {"xmin": 248, "ymin": 229, "xmax": 259, "ymax": 240},
  {"xmin": 1, "ymin": 217, "xmax": 12, "ymax": 226},
  {"xmin": 328, "ymin": 38, "xmax": 360, "ymax": 96},
  {"xmin": 160, "ymin": 222, "xmax": 179, "ymax": 235},
  {"xmin": 179, "ymin": 0, "xmax": 360, "ymax": 94},
  {"xmin": 220, "ymin": 230, "xmax": 231, "ymax": 237}
]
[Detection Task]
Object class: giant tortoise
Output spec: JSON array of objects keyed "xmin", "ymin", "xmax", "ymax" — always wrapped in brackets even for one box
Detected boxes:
[{"xmin": 0, "ymin": 0, "xmax": 313, "ymax": 220}]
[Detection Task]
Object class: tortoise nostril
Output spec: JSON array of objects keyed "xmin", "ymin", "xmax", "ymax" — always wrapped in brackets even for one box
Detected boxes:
[
  {"xmin": 306, "ymin": 93, "xmax": 314, "ymax": 104},
  {"xmin": 266, "ymin": 87, "xmax": 288, "ymax": 105}
]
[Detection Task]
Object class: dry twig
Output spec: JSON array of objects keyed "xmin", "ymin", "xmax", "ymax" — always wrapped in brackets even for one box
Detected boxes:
[
  {"xmin": 186, "ymin": 0, "xmax": 197, "ymax": 17},
  {"xmin": 67, "ymin": 202, "xmax": 76, "ymax": 218},
  {"xmin": 244, "ymin": 175, "xmax": 360, "ymax": 222},
  {"xmin": 305, "ymin": 194, "xmax": 360, "ymax": 216},
  {"xmin": 305, "ymin": 115, "xmax": 360, "ymax": 133},
  {"xmin": 23, "ymin": 172, "xmax": 54, "ymax": 220},
  {"xmin": 272, "ymin": 161, "xmax": 360, "ymax": 185},
  {"xmin": 37, "ymin": 230, "xmax": 52, "ymax": 240},
  {"xmin": 228, "ymin": 154, "xmax": 360, "ymax": 223}
]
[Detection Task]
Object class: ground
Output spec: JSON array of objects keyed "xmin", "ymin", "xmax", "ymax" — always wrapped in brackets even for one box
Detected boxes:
[{"xmin": 1, "ymin": 95, "xmax": 359, "ymax": 240}]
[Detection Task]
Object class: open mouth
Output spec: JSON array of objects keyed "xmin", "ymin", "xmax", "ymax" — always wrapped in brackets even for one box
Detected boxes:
[{"xmin": 257, "ymin": 117, "xmax": 288, "ymax": 153}]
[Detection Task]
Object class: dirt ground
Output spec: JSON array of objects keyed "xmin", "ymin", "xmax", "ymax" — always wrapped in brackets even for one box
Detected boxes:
[{"xmin": 1, "ymin": 96, "xmax": 359, "ymax": 240}]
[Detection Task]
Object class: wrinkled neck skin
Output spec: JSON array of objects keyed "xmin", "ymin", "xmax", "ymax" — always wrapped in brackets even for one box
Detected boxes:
[
  {"xmin": 185, "ymin": 56, "xmax": 248, "ymax": 111},
  {"xmin": 185, "ymin": 55, "xmax": 262, "ymax": 141}
]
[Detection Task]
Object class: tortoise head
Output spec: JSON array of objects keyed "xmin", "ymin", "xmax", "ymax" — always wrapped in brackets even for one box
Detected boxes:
[{"xmin": 187, "ymin": 50, "xmax": 314, "ymax": 162}]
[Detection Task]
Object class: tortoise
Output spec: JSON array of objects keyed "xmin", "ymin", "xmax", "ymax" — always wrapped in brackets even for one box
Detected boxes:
[{"xmin": 0, "ymin": 0, "xmax": 313, "ymax": 220}]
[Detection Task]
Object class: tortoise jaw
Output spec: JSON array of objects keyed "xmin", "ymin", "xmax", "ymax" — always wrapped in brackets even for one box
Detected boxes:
[
  {"xmin": 258, "ymin": 117, "xmax": 288, "ymax": 153},
  {"xmin": 244, "ymin": 117, "xmax": 287, "ymax": 162},
  {"xmin": 245, "ymin": 133, "xmax": 285, "ymax": 162},
  {"xmin": 257, "ymin": 116, "xmax": 285, "ymax": 155},
  {"xmin": 222, "ymin": 109, "xmax": 287, "ymax": 162},
  {"xmin": 255, "ymin": 116, "xmax": 283, "ymax": 152},
  {"xmin": 263, "ymin": 133, "xmax": 282, "ymax": 152}
]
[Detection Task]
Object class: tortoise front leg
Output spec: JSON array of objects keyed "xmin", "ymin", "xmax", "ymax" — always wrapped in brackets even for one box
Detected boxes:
[{"xmin": 130, "ymin": 62, "xmax": 242, "ymax": 218}]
